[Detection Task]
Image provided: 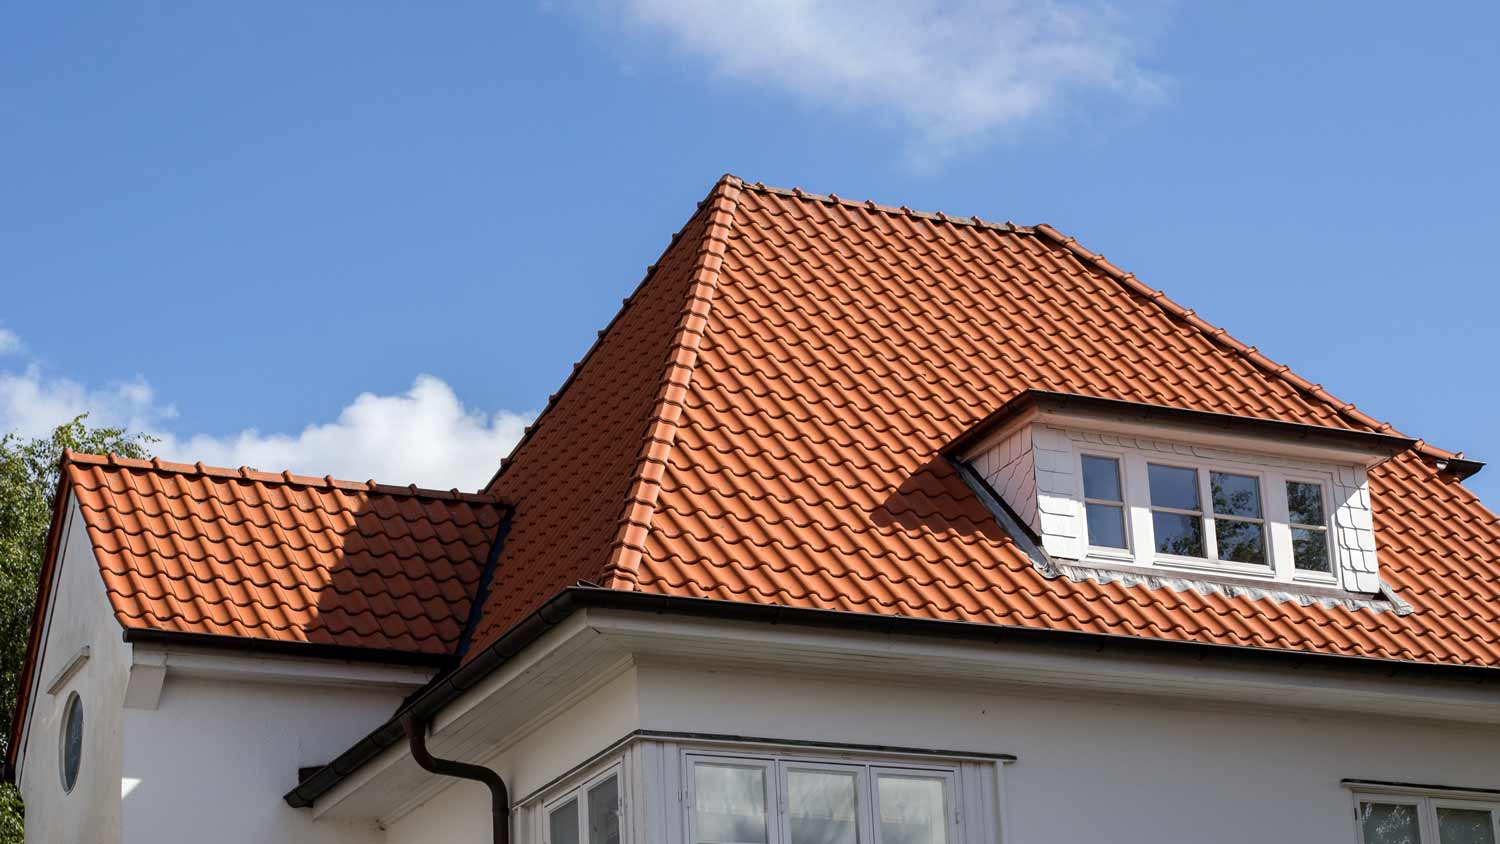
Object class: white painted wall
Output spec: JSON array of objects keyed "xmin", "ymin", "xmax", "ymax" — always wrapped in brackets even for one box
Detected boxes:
[
  {"xmin": 119, "ymin": 674, "xmax": 406, "ymax": 844},
  {"xmin": 384, "ymin": 666, "xmax": 641, "ymax": 844},
  {"xmin": 18, "ymin": 499, "xmax": 131, "ymax": 844},
  {"xmin": 633, "ymin": 662, "xmax": 1500, "ymax": 844}
]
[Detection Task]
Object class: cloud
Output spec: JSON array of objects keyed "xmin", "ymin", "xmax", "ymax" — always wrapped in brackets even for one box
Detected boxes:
[
  {"xmin": 576, "ymin": 0, "xmax": 1166, "ymax": 156},
  {"xmin": 0, "ymin": 330, "xmax": 21, "ymax": 356},
  {"xmin": 0, "ymin": 365, "xmax": 530, "ymax": 491}
]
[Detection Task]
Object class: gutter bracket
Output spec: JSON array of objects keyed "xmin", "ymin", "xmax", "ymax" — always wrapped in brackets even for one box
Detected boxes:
[{"xmin": 401, "ymin": 713, "xmax": 510, "ymax": 844}]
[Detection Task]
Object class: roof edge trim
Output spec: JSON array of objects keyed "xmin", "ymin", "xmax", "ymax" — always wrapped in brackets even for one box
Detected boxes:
[
  {"xmin": 120, "ymin": 628, "xmax": 453, "ymax": 668},
  {"xmin": 283, "ymin": 586, "xmax": 1500, "ymax": 809},
  {"xmin": 1029, "ymin": 223, "xmax": 1478, "ymax": 476},
  {"xmin": 947, "ymin": 389, "xmax": 1419, "ymax": 460}
]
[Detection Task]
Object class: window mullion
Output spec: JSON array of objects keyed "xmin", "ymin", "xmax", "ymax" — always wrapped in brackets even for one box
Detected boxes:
[{"xmin": 1198, "ymin": 468, "xmax": 1219, "ymax": 561}]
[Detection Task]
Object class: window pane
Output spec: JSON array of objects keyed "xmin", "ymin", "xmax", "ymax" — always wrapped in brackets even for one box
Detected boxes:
[
  {"xmin": 1438, "ymin": 807, "xmax": 1497, "ymax": 844},
  {"xmin": 1360, "ymin": 802, "xmax": 1421, "ymax": 844},
  {"xmin": 1286, "ymin": 481, "xmax": 1326, "ymax": 526},
  {"xmin": 877, "ymin": 775, "xmax": 947, "ymax": 844},
  {"xmin": 1215, "ymin": 519, "xmax": 1266, "ymax": 564},
  {"xmin": 1211, "ymin": 472, "xmax": 1262, "ymax": 518},
  {"xmin": 1148, "ymin": 464, "xmax": 1200, "ymax": 511},
  {"xmin": 1292, "ymin": 528, "xmax": 1331, "ymax": 573},
  {"xmin": 588, "ymin": 776, "xmax": 621, "ymax": 844},
  {"xmin": 1153, "ymin": 511, "xmax": 1204, "ymax": 557},
  {"xmin": 62, "ymin": 693, "xmax": 83, "ymax": 793},
  {"xmin": 550, "ymin": 798, "xmax": 580, "ymax": 844},
  {"xmin": 1082, "ymin": 456, "xmax": 1122, "ymax": 502},
  {"xmin": 787, "ymin": 769, "xmax": 858, "ymax": 844},
  {"xmin": 1086, "ymin": 503, "xmax": 1127, "ymax": 549},
  {"xmin": 695, "ymin": 764, "xmax": 768, "ymax": 844}
]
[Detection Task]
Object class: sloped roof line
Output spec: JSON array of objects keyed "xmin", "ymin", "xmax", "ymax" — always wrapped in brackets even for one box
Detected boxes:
[
  {"xmin": 723, "ymin": 180, "xmax": 1470, "ymax": 468},
  {"xmin": 601, "ymin": 175, "xmax": 745, "ymax": 589}
]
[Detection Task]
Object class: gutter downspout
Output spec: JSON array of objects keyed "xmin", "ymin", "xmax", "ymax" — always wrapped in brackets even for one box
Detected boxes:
[{"xmin": 401, "ymin": 713, "xmax": 510, "ymax": 844}]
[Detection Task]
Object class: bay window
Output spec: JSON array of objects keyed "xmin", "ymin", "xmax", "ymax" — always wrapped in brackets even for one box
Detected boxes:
[
  {"xmin": 1354, "ymin": 790, "xmax": 1500, "ymax": 844},
  {"xmin": 687, "ymin": 754, "xmax": 959, "ymax": 844}
]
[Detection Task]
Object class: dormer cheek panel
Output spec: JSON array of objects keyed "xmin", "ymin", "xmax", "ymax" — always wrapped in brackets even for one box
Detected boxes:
[{"xmin": 969, "ymin": 421, "xmax": 1385, "ymax": 594}]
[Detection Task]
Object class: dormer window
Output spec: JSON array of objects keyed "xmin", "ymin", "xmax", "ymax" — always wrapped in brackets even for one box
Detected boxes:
[{"xmin": 958, "ymin": 391, "xmax": 1413, "ymax": 596}]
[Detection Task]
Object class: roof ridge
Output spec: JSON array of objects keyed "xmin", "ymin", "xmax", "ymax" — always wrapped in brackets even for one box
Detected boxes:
[
  {"xmin": 1025, "ymin": 224, "xmax": 1471, "ymax": 469},
  {"xmin": 737, "ymin": 177, "xmax": 1032, "ymax": 235},
  {"xmin": 479, "ymin": 176, "xmax": 745, "ymax": 494},
  {"xmin": 60, "ymin": 450, "xmax": 505, "ymax": 505},
  {"xmin": 599, "ymin": 174, "xmax": 744, "ymax": 589}
]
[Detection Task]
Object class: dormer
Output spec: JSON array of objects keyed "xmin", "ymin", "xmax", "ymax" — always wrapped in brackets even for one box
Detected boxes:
[{"xmin": 953, "ymin": 391, "xmax": 1417, "ymax": 596}]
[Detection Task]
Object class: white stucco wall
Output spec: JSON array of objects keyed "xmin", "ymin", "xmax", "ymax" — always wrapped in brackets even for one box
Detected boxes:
[
  {"xmin": 119, "ymin": 674, "xmax": 411, "ymax": 844},
  {"xmin": 633, "ymin": 662, "xmax": 1500, "ymax": 844},
  {"xmin": 383, "ymin": 666, "xmax": 641, "ymax": 844},
  {"xmin": 18, "ymin": 499, "xmax": 131, "ymax": 844}
]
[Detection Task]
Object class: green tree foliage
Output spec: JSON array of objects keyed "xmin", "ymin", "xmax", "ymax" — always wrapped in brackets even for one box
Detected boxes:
[{"xmin": 0, "ymin": 416, "xmax": 152, "ymax": 839}]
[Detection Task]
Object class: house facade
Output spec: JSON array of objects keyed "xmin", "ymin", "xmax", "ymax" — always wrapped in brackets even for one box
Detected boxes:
[{"xmin": 10, "ymin": 175, "xmax": 1500, "ymax": 844}]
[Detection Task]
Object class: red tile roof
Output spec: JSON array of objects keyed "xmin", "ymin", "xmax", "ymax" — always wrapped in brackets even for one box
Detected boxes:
[
  {"xmin": 63, "ymin": 452, "xmax": 505, "ymax": 654},
  {"xmin": 467, "ymin": 175, "xmax": 1500, "ymax": 668}
]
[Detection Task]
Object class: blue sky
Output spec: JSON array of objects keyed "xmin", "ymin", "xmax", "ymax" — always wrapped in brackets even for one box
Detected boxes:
[{"xmin": 2, "ymin": 2, "xmax": 1496, "ymax": 504}]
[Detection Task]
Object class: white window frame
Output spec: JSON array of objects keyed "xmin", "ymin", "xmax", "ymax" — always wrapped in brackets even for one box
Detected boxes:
[
  {"xmin": 1351, "ymin": 788, "xmax": 1500, "ymax": 844},
  {"xmin": 542, "ymin": 764, "xmax": 624, "ymax": 844},
  {"xmin": 1079, "ymin": 450, "xmax": 1133, "ymax": 561},
  {"xmin": 1072, "ymin": 445, "xmax": 1346, "ymax": 587},
  {"xmin": 683, "ymin": 749, "xmax": 974, "ymax": 844}
]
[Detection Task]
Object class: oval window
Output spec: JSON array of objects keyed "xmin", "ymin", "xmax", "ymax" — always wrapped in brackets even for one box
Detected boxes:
[{"xmin": 60, "ymin": 692, "xmax": 82, "ymax": 793}]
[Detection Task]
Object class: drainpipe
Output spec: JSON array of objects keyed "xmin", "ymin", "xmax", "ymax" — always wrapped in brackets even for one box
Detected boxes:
[{"xmin": 401, "ymin": 713, "xmax": 510, "ymax": 844}]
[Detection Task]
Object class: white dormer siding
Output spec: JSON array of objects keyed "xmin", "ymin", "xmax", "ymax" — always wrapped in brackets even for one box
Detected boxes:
[{"xmin": 968, "ymin": 416, "xmax": 1388, "ymax": 595}]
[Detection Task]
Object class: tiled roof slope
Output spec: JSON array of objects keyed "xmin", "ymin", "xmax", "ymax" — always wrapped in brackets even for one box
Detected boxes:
[
  {"xmin": 467, "ymin": 175, "xmax": 1500, "ymax": 668},
  {"xmin": 65, "ymin": 452, "xmax": 505, "ymax": 654}
]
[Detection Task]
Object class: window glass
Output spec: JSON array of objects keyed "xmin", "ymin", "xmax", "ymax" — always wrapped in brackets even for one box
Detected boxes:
[
  {"xmin": 1082, "ymin": 456, "xmax": 1127, "ymax": 550},
  {"xmin": 1286, "ymin": 482, "xmax": 1332, "ymax": 573},
  {"xmin": 1211, "ymin": 472, "xmax": 1262, "ymax": 518},
  {"xmin": 1082, "ymin": 456, "xmax": 1122, "ymax": 501},
  {"xmin": 61, "ymin": 692, "xmax": 83, "ymax": 793},
  {"xmin": 588, "ymin": 775, "xmax": 621, "ymax": 844},
  {"xmin": 1286, "ymin": 481, "xmax": 1326, "ymax": 525},
  {"xmin": 1152, "ymin": 512, "xmax": 1204, "ymax": 557},
  {"xmin": 787, "ymin": 769, "xmax": 858, "ymax": 844},
  {"xmin": 1148, "ymin": 464, "xmax": 1200, "ymax": 511},
  {"xmin": 1085, "ymin": 504, "xmax": 1127, "ymax": 550},
  {"xmin": 696, "ymin": 763, "xmax": 769, "ymax": 844},
  {"xmin": 876, "ymin": 774, "xmax": 947, "ymax": 844},
  {"xmin": 550, "ymin": 798, "xmax": 581, "ymax": 844},
  {"xmin": 1210, "ymin": 472, "xmax": 1266, "ymax": 565},
  {"xmin": 1360, "ymin": 802, "xmax": 1421, "ymax": 844},
  {"xmin": 1292, "ymin": 528, "xmax": 1331, "ymax": 573},
  {"xmin": 1438, "ymin": 807, "xmax": 1497, "ymax": 844}
]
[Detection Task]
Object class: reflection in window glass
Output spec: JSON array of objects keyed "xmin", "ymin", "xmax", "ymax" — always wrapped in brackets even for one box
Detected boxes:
[
  {"xmin": 1286, "ymin": 481, "xmax": 1332, "ymax": 573},
  {"xmin": 1211, "ymin": 472, "xmax": 1266, "ymax": 564},
  {"xmin": 787, "ymin": 769, "xmax": 857, "ymax": 844},
  {"xmin": 1438, "ymin": 807, "xmax": 1497, "ymax": 844},
  {"xmin": 1152, "ymin": 511, "xmax": 1204, "ymax": 558},
  {"xmin": 550, "ymin": 798, "xmax": 580, "ymax": 844},
  {"xmin": 877, "ymin": 775, "xmax": 947, "ymax": 844},
  {"xmin": 588, "ymin": 776, "xmax": 621, "ymax": 844},
  {"xmin": 1148, "ymin": 465, "xmax": 1205, "ymax": 558},
  {"xmin": 695, "ymin": 764, "xmax": 769, "ymax": 844},
  {"xmin": 1360, "ymin": 802, "xmax": 1421, "ymax": 844}
]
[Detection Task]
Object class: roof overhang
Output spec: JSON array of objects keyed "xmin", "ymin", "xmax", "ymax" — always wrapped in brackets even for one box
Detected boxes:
[
  {"xmin": 948, "ymin": 390, "xmax": 1420, "ymax": 470},
  {"xmin": 286, "ymin": 586, "xmax": 1500, "ymax": 816}
]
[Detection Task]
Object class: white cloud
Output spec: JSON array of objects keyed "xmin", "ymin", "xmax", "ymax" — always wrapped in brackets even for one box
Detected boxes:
[
  {"xmin": 0, "ymin": 329, "xmax": 22, "ymax": 356},
  {"xmin": 0, "ymin": 366, "xmax": 531, "ymax": 491},
  {"xmin": 577, "ymin": 0, "xmax": 1166, "ymax": 156}
]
